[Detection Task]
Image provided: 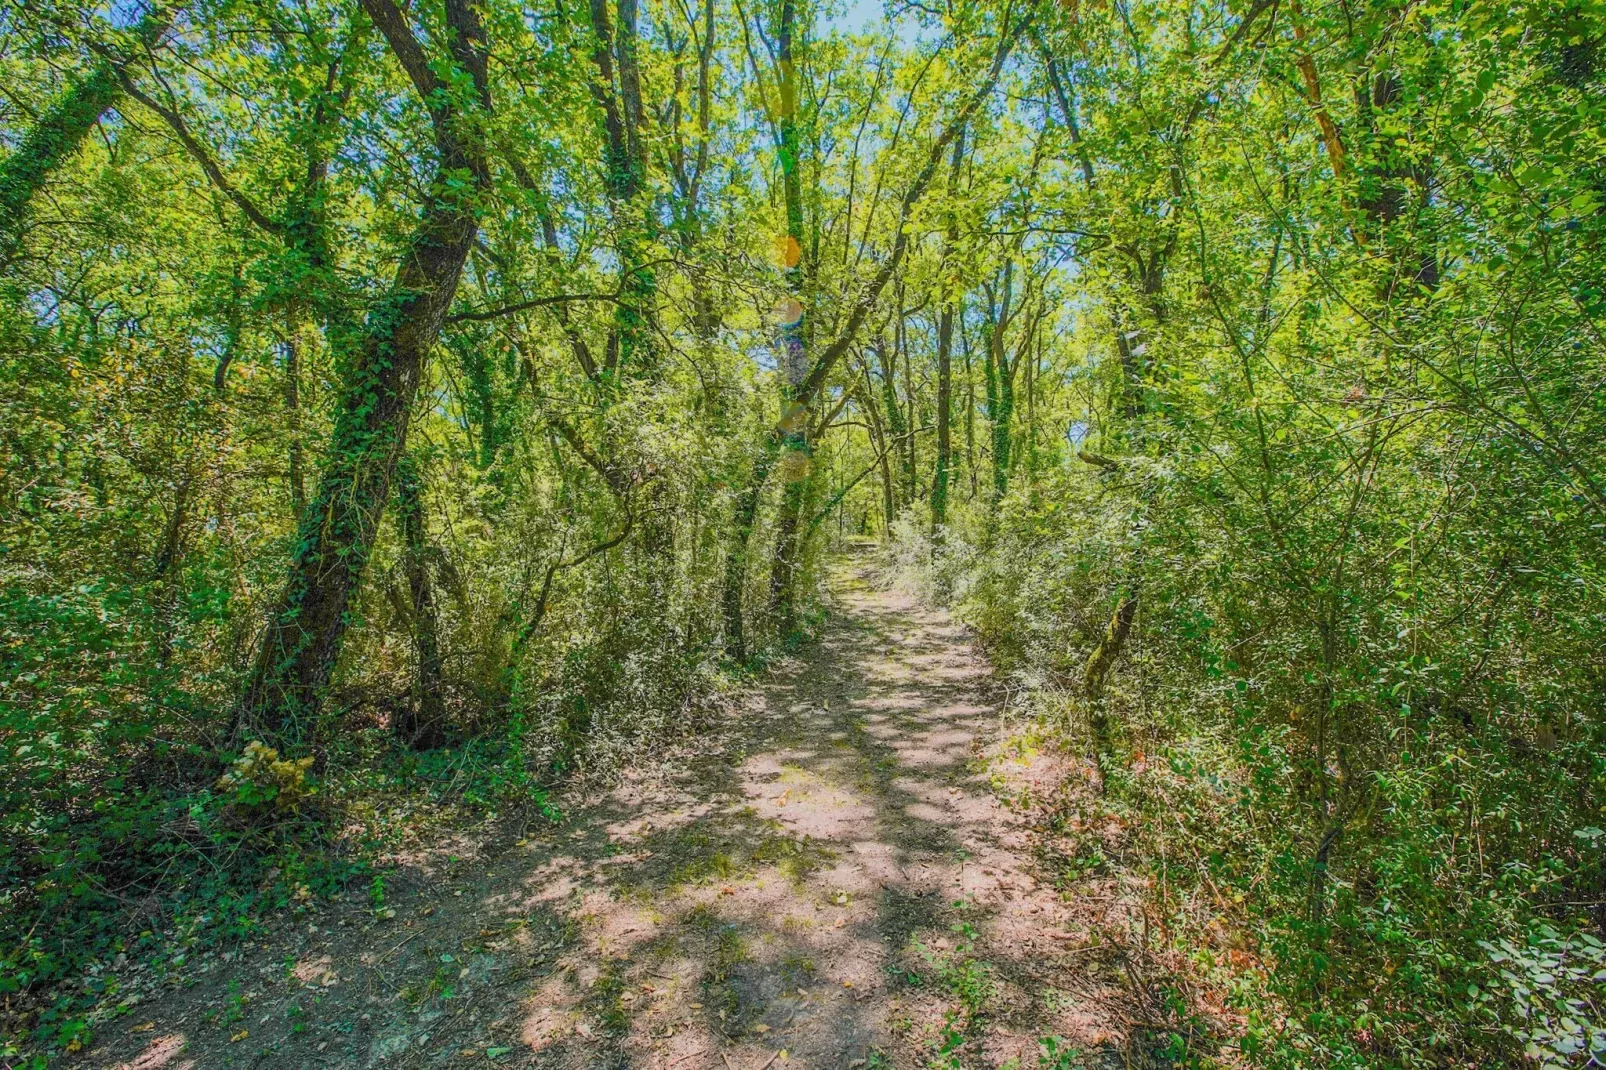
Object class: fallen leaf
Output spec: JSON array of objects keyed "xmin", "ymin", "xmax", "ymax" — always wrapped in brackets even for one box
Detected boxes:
[{"xmin": 230, "ymin": 1030, "xmax": 249, "ymax": 1043}]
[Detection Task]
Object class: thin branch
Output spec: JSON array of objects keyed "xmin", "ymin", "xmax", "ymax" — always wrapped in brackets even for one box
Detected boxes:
[
  {"xmin": 793, "ymin": 9, "xmax": 1029, "ymax": 413},
  {"xmin": 112, "ymin": 75, "xmax": 285, "ymax": 235},
  {"xmin": 446, "ymin": 291, "xmax": 623, "ymax": 323},
  {"xmin": 514, "ymin": 507, "xmax": 635, "ymax": 650},
  {"xmin": 548, "ymin": 413, "xmax": 631, "ymax": 500}
]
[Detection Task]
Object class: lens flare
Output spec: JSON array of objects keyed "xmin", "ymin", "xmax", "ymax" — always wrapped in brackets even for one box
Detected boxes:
[{"xmin": 773, "ymin": 233, "xmax": 802, "ymax": 268}]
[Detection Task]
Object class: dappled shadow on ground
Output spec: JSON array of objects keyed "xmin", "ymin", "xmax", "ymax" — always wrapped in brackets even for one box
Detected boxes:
[{"xmin": 79, "ymin": 561, "xmax": 1141, "ymax": 1070}]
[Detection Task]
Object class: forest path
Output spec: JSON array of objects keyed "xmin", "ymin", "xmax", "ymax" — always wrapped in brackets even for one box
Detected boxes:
[{"xmin": 85, "ymin": 558, "xmax": 1129, "ymax": 1070}]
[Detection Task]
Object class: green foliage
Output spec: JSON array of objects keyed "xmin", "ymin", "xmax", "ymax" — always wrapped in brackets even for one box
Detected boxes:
[
  {"xmin": 1483, "ymin": 924, "xmax": 1606, "ymax": 1066},
  {"xmin": 870, "ymin": 1, "xmax": 1606, "ymax": 1065},
  {"xmin": 217, "ymin": 741, "xmax": 315, "ymax": 812},
  {"xmin": 3, "ymin": 0, "xmax": 1603, "ymax": 1065}
]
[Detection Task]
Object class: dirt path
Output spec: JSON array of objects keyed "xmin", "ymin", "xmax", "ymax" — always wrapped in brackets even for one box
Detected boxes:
[{"xmin": 79, "ymin": 563, "xmax": 1136, "ymax": 1070}]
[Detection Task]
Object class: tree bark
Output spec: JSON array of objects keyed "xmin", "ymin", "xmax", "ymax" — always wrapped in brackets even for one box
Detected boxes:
[
  {"xmin": 1084, "ymin": 593, "xmax": 1137, "ymax": 768},
  {"xmin": 963, "ymin": 325, "xmax": 977, "ymax": 500},
  {"xmin": 233, "ymin": 0, "xmax": 491, "ymax": 750},
  {"xmin": 896, "ymin": 302, "xmax": 917, "ymax": 504},
  {"xmin": 721, "ymin": 438, "xmax": 781, "ymax": 660},
  {"xmin": 858, "ymin": 368, "xmax": 896, "ymax": 535},
  {"xmin": 931, "ymin": 128, "xmax": 964, "ymax": 532},
  {"xmin": 983, "ymin": 278, "xmax": 1016, "ymax": 504},
  {"xmin": 0, "ymin": 8, "xmax": 172, "ymax": 261},
  {"xmin": 393, "ymin": 452, "xmax": 446, "ymax": 749},
  {"xmin": 587, "ymin": 0, "xmax": 658, "ymax": 378},
  {"xmin": 1084, "ymin": 594, "xmax": 1137, "ymax": 704},
  {"xmin": 874, "ymin": 333, "xmax": 908, "ymax": 520},
  {"xmin": 284, "ymin": 308, "xmax": 307, "ymax": 523},
  {"xmin": 765, "ymin": 0, "xmax": 812, "ymax": 631}
]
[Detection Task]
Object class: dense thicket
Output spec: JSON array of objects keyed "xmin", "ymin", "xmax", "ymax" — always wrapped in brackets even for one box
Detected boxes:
[{"xmin": 2, "ymin": 0, "xmax": 1602, "ymax": 1064}]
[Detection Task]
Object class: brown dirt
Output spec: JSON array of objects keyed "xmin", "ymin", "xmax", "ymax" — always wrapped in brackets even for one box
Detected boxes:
[{"xmin": 70, "ymin": 561, "xmax": 1158, "ymax": 1070}]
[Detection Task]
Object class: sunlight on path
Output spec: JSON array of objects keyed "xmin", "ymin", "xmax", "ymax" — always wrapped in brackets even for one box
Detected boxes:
[
  {"xmin": 482, "ymin": 563, "xmax": 1124, "ymax": 1068},
  {"xmin": 85, "ymin": 561, "xmax": 1129, "ymax": 1070}
]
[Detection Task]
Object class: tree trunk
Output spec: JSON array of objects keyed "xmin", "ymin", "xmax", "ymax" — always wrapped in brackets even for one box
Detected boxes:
[
  {"xmin": 963, "ymin": 327, "xmax": 977, "ymax": 500},
  {"xmin": 874, "ymin": 334, "xmax": 907, "ymax": 521},
  {"xmin": 768, "ymin": 475, "xmax": 806, "ymax": 629},
  {"xmin": 984, "ymin": 317, "xmax": 1014, "ymax": 503},
  {"xmin": 1024, "ymin": 334, "xmax": 1037, "ymax": 479},
  {"xmin": 393, "ymin": 453, "xmax": 446, "ymax": 748},
  {"xmin": 720, "ymin": 438, "xmax": 781, "ymax": 660},
  {"xmin": 931, "ymin": 133, "xmax": 963, "ymax": 533},
  {"xmin": 860, "ymin": 374, "xmax": 896, "ymax": 536},
  {"xmin": 1084, "ymin": 594, "xmax": 1137, "ymax": 704},
  {"xmin": 1084, "ymin": 593, "xmax": 1137, "ymax": 770},
  {"xmin": 895, "ymin": 303, "xmax": 917, "ymax": 504},
  {"xmin": 766, "ymin": 0, "xmax": 812, "ymax": 631},
  {"xmin": 931, "ymin": 126, "xmax": 965, "ymax": 533},
  {"xmin": 233, "ymin": 0, "xmax": 491, "ymax": 750},
  {"xmin": 0, "ymin": 9, "xmax": 172, "ymax": 261},
  {"xmin": 931, "ymin": 303, "xmax": 954, "ymax": 530},
  {"xmin": 284, "ymin": 307, "xmax": 307, "ymax": 522},
  {"xmin": 587, "ymin": 0, "xmax": 659, "ymax": 381}
]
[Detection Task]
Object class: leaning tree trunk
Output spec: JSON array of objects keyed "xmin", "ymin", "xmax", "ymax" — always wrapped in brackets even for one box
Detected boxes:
[
  {"xmin": 859, "ymin": 374, "xmax": 897, "ymax": 535},
  {"xmin": 987, "ymin": 327, "xmax": 1015, "ymax": 503},
  {"xmin": 233, "ymin": 0, "xmax": 490, "ymax": 750},
  {"xmin": 874, "ymin": 333, "xmax": 909, "ymax": 521},
  {"xmin": 0, "ymin": 8, "xmax": 172, "ymax": 261},
  {"xmin": 1083, "ymin": 593, "xmax": 1137, "ymax": 706}
]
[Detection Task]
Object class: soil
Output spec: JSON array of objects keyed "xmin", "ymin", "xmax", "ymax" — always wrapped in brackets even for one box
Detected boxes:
[{"xmin": 70, "ymin": 561, "xmax": 1156, "ymax": 1070}]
